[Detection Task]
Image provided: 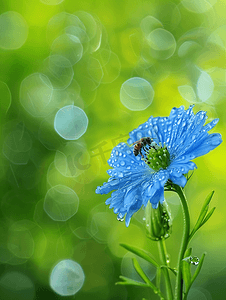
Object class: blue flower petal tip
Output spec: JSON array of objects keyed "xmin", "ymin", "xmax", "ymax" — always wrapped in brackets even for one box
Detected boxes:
[
  {"xmin": 151, "ymin": 203, "xmax": 159, "ymax": 209},
  {"xmin": 96, "ymin": 105, "xmax": 222, "ymax": 226},
  {"xmin": 95, "ymin": 187, "xmax": 100, "ymax": 194}
]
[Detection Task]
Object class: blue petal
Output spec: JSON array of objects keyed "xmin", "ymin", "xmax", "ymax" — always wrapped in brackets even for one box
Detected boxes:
[
  {"xmin": 107, "ymin": 142, "xmax": 149, "ymax": 175},
  {"xmin": 169, "ymin": 174, "xmax": 187, "ymax": 187},
  {"xmin": 125, "ymin": 199, "xmax": 143, "ymax": 227},
  {"xmin": 182, "ymin": 133, "xmax": 222, "ymax": 159},
  {"xmin": 172, "ymin": 117, "xmax": 222, "ymax": 159},
  {"xmin": 105, "ymin": 170, "xmax": 169, "ymax": 227},
  {"xmin": 127, "ymin": 117, "xmax": 168, "ymax": 145},
  {"xmin": 142, "ymin": 170, "xmax": 169, "ymax": 207},
  {"xmin": 96, "ymin": 141, "xmax": 154, "ymax": 196},
  {"xmin": 150, "ymin": 188, "xmax": 165, "ymax": 208},
  {"xmin": 168, "ymin": 160, "xmax": 197, "ymax": 178}
]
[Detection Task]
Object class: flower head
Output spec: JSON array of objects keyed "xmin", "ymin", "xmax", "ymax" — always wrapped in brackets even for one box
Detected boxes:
[{"xmin": 96, "ymin": 106, "xmax": 222, "ymax": 227}]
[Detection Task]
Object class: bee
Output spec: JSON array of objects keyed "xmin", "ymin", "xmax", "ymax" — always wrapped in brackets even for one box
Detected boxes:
[{"xmin": 132, "ymin": 137, "xmax": 154, "ymax": 158}]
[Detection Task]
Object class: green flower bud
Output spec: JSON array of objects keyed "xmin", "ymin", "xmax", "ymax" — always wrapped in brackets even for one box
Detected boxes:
[{"xmin": 144, "ymin": 201, "xmax": 172, "ymax": 241}]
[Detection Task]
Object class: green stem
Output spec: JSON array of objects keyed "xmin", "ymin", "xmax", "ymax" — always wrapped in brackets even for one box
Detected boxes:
[
  {"xmin": 174, "ymin": 185, "xmax": 190, "ymax": 300},
  {"xmin": 158, "ymin": 239, "xmax": 173, "ymax": 300}
]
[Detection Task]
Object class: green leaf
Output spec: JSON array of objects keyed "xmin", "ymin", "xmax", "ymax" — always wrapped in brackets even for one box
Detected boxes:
[
  {"xmin": 200, "ymin": 191, "xmax": 214, "ymax": 215},
  {"xmin": 132, "ymin": 258, "xmax": 153, "ymax": 286},
  {"xmin": 200, "ymin": 207, "xmax": 216, "ymax": 227},
  {"xmin": 115, "ymin": 276, "xmax": 149, "ymax": 288},
  {"xmin": 120, "ymin": 243, "xmax": 159, "ymax": 268},
  {"xmin": 190, "ymin": 206, "xmax": 208, "ymax": 238},
  {"xmin": 184, "ymin": 253, "xmax": 206, "ymax": 299},
  {"xmin": 182, "ymin": 248, "xmax": 192, "ymax": 292},
  {"xmin": 189, "ymin": 191, "xmax": 215, "ymax": 241},
  {"xmin": 132, "ymin": 258, "xmax": 165, "ymax": 299}
]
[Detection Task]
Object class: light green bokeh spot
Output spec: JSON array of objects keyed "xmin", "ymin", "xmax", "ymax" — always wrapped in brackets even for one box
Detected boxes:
[
  {"xmin": 65, "ymin": 26, "xmax": 90, "ymax": 54},
  {"xmin": 140, "ymin": 16, "xmax": 163, "ymax": 37},
  {"xmin": 20, "ymin": 73, "xmax": 53, "ymax": 117},
  {"xmin": 74, "ymin": 11, "xmax": 97, "ymax": 40},
  {"xmin": 178, "ymin": 85, "xmax": 197, "ymax": 103},
  {"xmin": 3, "ymin": 125, "xmax": 32, "ymax": 165},
  {"xmin": 44, "ymin": 185, "xmax": 79, "ymax": 221},
  {"xmin": 0, "ymin": 11, "xmax": 28, "ymax": 50},
  {"xmin": 51, "ymin": 34, "xmax": 83, "ymax": 66},
  {"xmin": 46, "ymin": 12, "xmax": 86, "ymax": 44},
  {"xmin": 50, "ymin": 259, "xmax": 85, "ymax": 296},
  {"xmin": 120, "ymin": 77, "xmax": 154, "ymax": 111},
  {"xmin": 148, "ymin": 28, "xmax": 176, "ymax": 51},
  {"xmin": 54, "ymin": 105, "xmax": 88, "ymax": 140},
  {"xmin": 181, "ymin": 0, "xmax": 213, "ymax": 14},
  {"xmin": 178, "ymin": 41, "xmax": 202, "ymax": 58},
  {"xmin": 87, "ymin": 57, "xmax": 103, "ymax": 84},
  {"xmin": 7, "ymin": 222, "xmax": 35, "ymax": 259},
  {"xmin": 41, "ymin": 55, "xmax": 74, "ymax": 90},
  {"xmin": 147, "ymin": 28, "xmax": 176, "ymax": 60},
  {"xmin": 197, "ymin": 71, "xmax": 214, "ymax": 102}
]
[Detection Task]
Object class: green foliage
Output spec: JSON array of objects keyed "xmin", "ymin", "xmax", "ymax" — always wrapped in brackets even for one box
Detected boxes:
[
  {"xmin": 189, "ymin": 191, "xmax": 215, "ymax": 241},
  {"xmin": 120, "ymin": 243, "xmax": 159, "ymax": 268}
]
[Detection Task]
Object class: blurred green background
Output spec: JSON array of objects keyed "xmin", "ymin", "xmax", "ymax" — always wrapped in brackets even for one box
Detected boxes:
[{"xmin": 0, "ymin": 0, "xmax": 226, "ymax": 299}]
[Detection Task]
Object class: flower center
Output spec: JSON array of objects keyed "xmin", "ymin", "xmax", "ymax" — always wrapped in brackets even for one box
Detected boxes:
[{"xmin": 145, "ymin": 142, "xmax": 170, "ymax": 171}]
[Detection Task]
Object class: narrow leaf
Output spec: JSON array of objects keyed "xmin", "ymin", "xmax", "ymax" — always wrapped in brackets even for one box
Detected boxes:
[
  {"xmin": 200, "ymin": 191, "xmax": 215, "ymax": 215},
  {"xmin": 185, "ymin": 253, "xmax": 206, "ymax": 298},
  {"xmin": 189, "ymin": 207, "xmax": 208, "ymax": 241},
  {"xmin": 182, "ymin": 248, "xmax": 192, "ymax": 292},
  {"xmin": 120, "ymin": 243, "xmax": 159, "ymax": 268},
  {"xmin": 132, "ymin": 258, "xmax": 165, "ymax": 299},
  {"xmin": 189, "ymin": 191, "xmax": 215, "ymax": 241},
  {"xmin": 200, "ymin": 207, "xmax": 216, "ymax": 227},
  {"xmin": 132, "ymin": 258, "xmax": 154, "ymax": 286},
  {"xmin": 116, "ymin": 276, "xmax": 149, "ymax": 288}
]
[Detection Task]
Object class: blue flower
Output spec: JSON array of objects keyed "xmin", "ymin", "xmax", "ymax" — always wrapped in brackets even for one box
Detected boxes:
[{"xmin": 96, "ymin": 106, "xmax": 222, "ymax": 227}]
